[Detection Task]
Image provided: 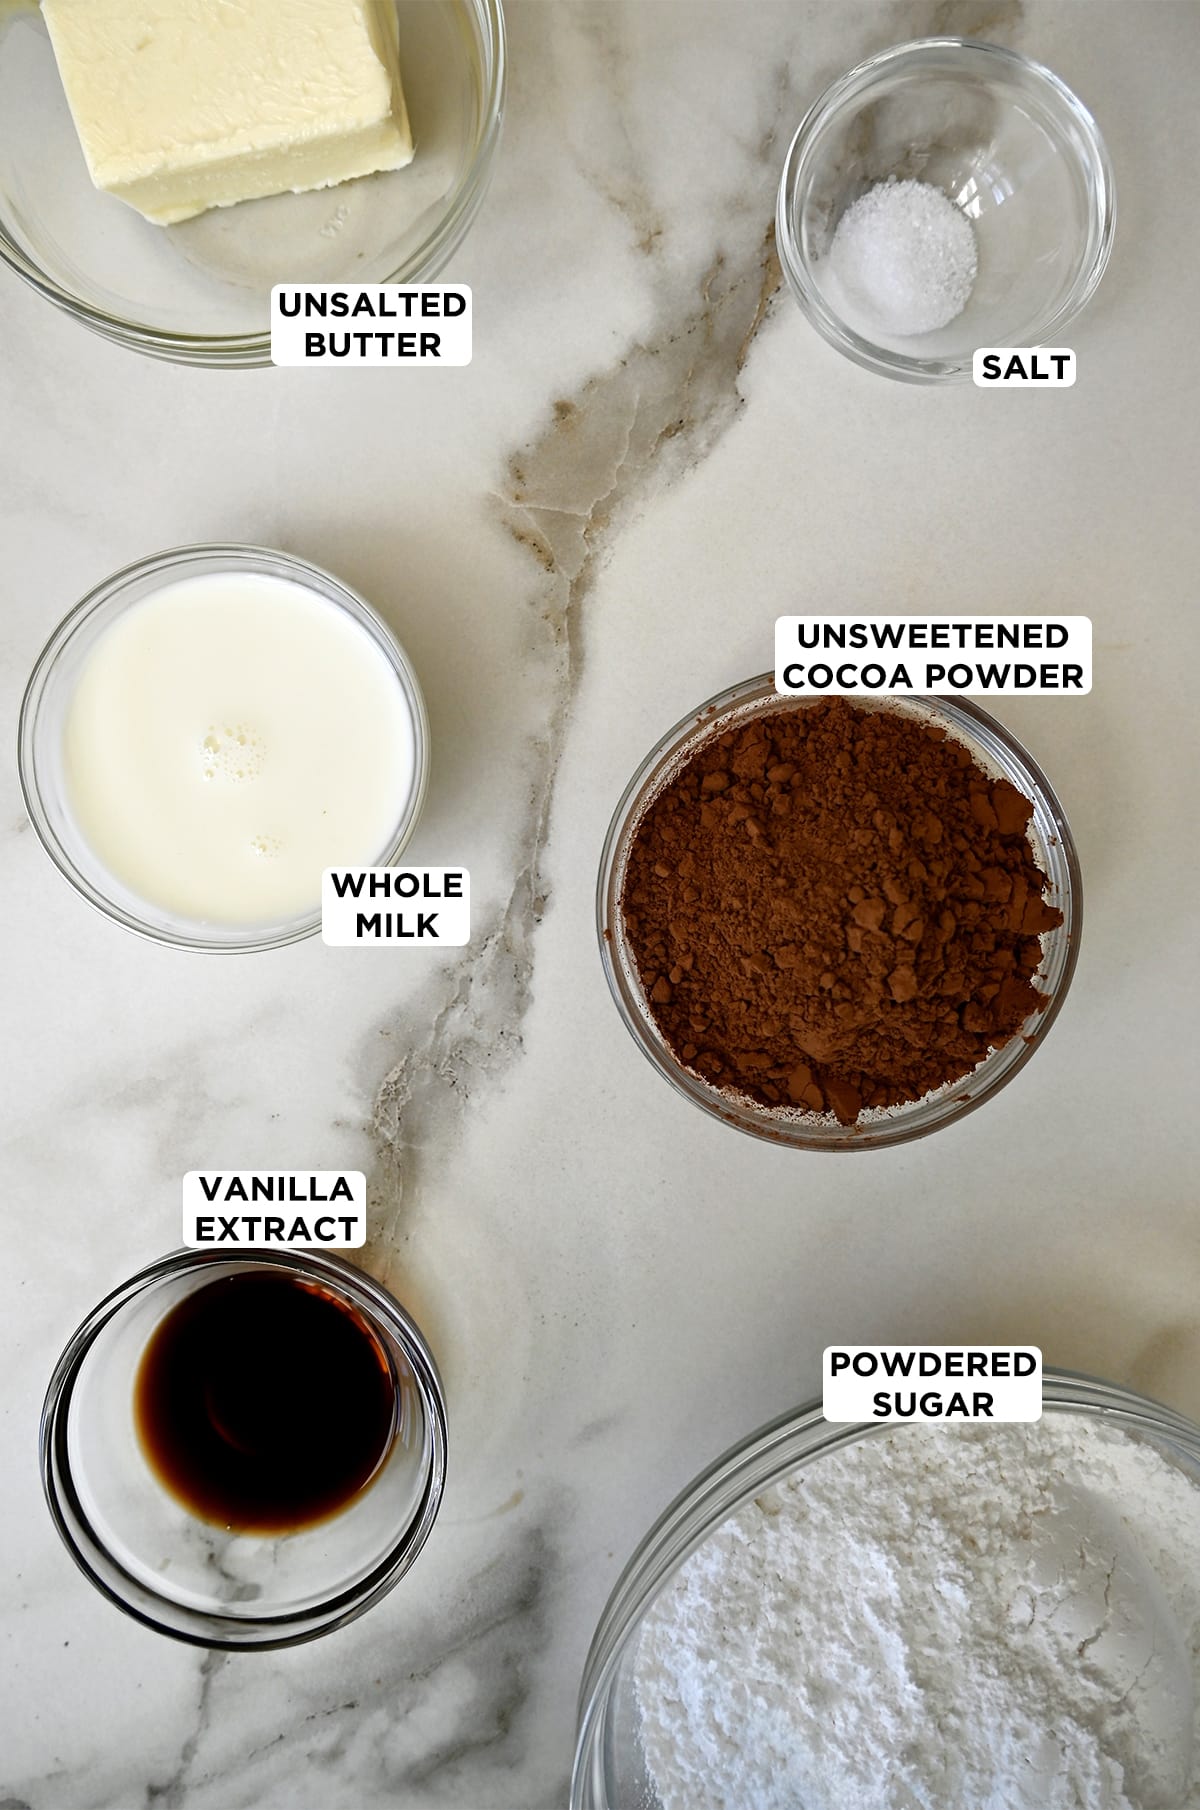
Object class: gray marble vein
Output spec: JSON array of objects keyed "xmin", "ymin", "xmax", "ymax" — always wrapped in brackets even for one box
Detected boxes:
[
  {"xmin": 145, "ymin": 1653, "xmax": 228, "ymax": 1810},
  {"xmin": 148, "ymin": 1519, "xmax": 562, "ymax": 1810},
  {"xmin": 370, "ymin": 110, "xmax": 786, "ymax": 1275}
]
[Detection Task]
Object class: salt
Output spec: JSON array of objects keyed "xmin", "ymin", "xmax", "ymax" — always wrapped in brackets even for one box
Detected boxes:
[{"xmin": 825, "ymin": 177, "xmax": 978, "ymax": 337}]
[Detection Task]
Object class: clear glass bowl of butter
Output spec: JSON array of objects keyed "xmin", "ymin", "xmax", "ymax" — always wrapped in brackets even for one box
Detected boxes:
[{"xmin": 0, "ymin": 0, "xmax": 504, "ymax": 366}]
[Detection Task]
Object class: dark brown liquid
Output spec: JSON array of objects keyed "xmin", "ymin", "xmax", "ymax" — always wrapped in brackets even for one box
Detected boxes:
[{"xmin": 134, "ymin": 1273, "xmax": 397, "ymax": 1534}]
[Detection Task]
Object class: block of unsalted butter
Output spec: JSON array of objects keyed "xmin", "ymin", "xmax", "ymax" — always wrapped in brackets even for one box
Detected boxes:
[{"xmin": 40, "ymin": 0, "xmax": 414, "ymax": 226}]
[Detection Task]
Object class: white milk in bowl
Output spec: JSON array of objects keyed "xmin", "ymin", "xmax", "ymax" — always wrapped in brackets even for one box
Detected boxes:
[{"xmin": 61, "ymin": 568, "xmax": 418, "ymax": 930}]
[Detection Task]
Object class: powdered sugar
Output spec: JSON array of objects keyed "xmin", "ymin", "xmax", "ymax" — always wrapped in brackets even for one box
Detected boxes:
[
  {"xmin": 825, "ymin": 178, "xmax": 978, "ymax": 337},
  {"xmin": 635, "ymin": 1418, "xmax": 1200, "ymax": 1809}
]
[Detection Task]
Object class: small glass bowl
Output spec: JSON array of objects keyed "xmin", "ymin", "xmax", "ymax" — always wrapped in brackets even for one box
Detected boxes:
[
  {"xmin": 776, "ymin": 38, "xmax": 1115, "ymax": 383},
  {"xmin": 571, "ymin": 1372, "xmax": 1200, "ymax": 1809},
  {"xmin": 0, "ymin": 0, "xmax": 505, "ymax": 366},
  {"xmin": 597, "ymin": 676, "xmax": 1080, "ymax": 1150},
  {"xmin": 41, "ymin": 1248, "xmax": 448, "ymax": 1650},
  {"xmin": 18, "ymin": 542, "xmax": 429, "ymax": 953}
]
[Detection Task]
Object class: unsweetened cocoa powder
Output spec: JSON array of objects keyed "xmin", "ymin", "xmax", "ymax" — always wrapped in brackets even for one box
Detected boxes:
[{"xmin": 621, "ymin": 698, "xmax": 1062, "ymax": 1126}]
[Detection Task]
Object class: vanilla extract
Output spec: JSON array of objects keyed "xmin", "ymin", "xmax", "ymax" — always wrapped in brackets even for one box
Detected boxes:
[{"xmin": 134, "ymin": 1272, "xmax": 397, "ymax": 1533}]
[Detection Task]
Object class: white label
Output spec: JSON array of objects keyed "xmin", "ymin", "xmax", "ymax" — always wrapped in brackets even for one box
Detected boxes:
[
  {"xmin": 322, "ymin": 867, "xmax": 470, "ymax": 947},
  {"xmin": 973, "ymin": 347, "xmax": 1076, "ymax": 387},
  {"xmin": 823, "ymin": 1346, "xmax": 1043, "ymax": 1424},
  {"xmin": 183, "ymin": 1172, "xmax": 366, "ymax": 1248},
  {"xmin": 775, "ymin": 616, "xmax": 1091, "ymax": 696},
  {"xmin": 271, "ymin": 285, "xmax": 471, "ymax": 366}
]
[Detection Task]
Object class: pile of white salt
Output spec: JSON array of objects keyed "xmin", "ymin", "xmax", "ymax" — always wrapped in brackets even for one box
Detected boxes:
[{"xmin": 824, "ymin": 177, "xmax": 978, "ymax": 337}]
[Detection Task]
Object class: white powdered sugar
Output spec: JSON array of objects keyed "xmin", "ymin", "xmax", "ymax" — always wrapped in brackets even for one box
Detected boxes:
[
  {"xmin": 635, "ymin": 1418, "xmax": 1200, "ymax": 1810},
  {"xmin": 825, "ymin": 178, "xmax": 978, "ymax": 337}
]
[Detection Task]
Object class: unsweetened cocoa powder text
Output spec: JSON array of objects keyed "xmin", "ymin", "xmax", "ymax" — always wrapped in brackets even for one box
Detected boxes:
[{"xmin": 621, "ymin": 699, "xmax": 1062, "ymax": 1126}]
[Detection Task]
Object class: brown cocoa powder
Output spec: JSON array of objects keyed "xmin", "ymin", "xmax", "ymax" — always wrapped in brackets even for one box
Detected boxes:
[{"xmin": 620, "ymin": 697, "xmax": 1062, "ymax": 1126}]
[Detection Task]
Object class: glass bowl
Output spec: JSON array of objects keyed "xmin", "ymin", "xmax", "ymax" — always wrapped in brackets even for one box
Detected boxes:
[
  {"xmin": 571, "ymin": 1371, "xmax": 1200, "ymax": 1809},
  {"xmin": 41, "ymin": 1248, "xmax": 448, "ymax": 1650},
  {"xmin": 18, "ymin": 542, "xmax": 429, "ymax": 953},
  {"xmin": 0, "ymin": 0, "xmax": 505, "ymax": 366},
  {"xmin": 776, "ymin": 38, "xmax": 1115, "ymax": 383},
  {"xmin": 597, "ymin": 676, "xmax": 1080, "ymax": 1150}
]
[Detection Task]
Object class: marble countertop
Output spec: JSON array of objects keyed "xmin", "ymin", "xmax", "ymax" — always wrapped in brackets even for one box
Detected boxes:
[{"xmin": 4, "ymin": 2, "xmax": 1200, "ymax": 1806}]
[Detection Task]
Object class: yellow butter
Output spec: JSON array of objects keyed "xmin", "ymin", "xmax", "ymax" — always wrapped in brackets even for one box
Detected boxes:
[{"xmin": 41, "ymin": 0, "xmax": 414, "ymax": 226}]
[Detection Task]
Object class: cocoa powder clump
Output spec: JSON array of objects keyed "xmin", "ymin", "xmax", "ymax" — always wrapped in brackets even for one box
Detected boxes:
[{"xmin": 620, "ymin": 698, "xmax": 1062, "ymax": 1126}]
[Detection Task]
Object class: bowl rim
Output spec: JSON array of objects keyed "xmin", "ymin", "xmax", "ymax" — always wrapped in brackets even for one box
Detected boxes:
[
  {"xmin": 775, "ymin": 35, "xmax": 1118, "ymax": 385},
  {"xmin": 17, "ymin": 540, "xmax": 431, "ymax": 952},
  {"xmin": 597, "ymin": 675, "xmax": 1082, "ymax": 1150},
  {"xmin": 40, "ymin": 1246, "xmax": 449, "ymax": 1650},
  {"xmin": 571, "ymin": 1369, "xmax": 1200, "ymax": 1808},
  {"xmin": 0, "ymin": 0, "xmax": 507, "ymax": 367}
]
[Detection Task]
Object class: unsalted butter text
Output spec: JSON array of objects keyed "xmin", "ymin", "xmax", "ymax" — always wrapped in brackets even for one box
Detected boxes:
[{"xmin": 272, "ymin": 285, "xmax": 472, "ymax": 366}]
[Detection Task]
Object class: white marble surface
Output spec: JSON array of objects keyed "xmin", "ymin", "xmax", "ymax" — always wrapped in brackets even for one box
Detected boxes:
[{"xmin": 3, "ymin": 2, "xmax": 1200, "ymax": 1805}]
